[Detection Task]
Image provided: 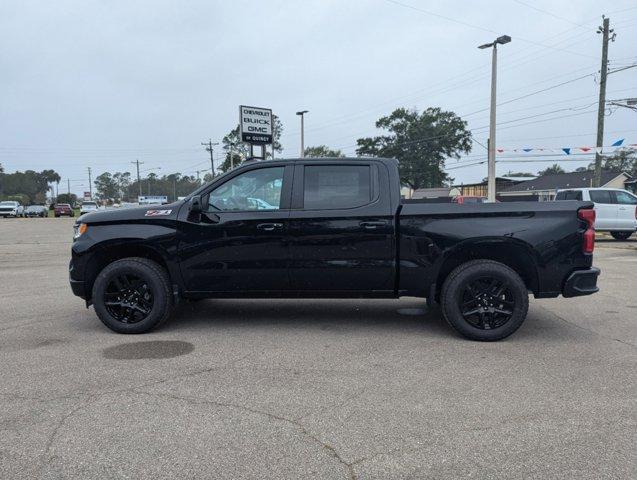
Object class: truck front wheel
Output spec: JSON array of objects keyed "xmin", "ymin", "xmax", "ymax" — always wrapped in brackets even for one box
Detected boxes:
[
  {"xmin": 441, "ymin": 260, "xmax": 529, "ymax": 341},
  {"xmin": 92, "ymin": 257, "xmax": 174, "ymax": 334},
  {"xmin": 610, "ymin": 231, "xmax": 632, "ymax": 240}
]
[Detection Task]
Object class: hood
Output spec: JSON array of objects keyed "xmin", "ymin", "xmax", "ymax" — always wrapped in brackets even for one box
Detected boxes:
[{"xmin": 78, "ymin": 201, "xmax": 183, "ymax": 224}]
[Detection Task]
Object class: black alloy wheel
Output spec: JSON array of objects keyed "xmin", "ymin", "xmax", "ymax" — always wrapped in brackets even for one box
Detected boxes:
[
  {"xmin": 459, "ymin": 277, "xmax": 515, "ymax": 330},
  {"xmin": 92, "ymin": 257, "xmax": 174, "ymax": 334},
  {"xmin": 103, "ymin": 273, "xmax": 154, "ymax": 324},
  {"xmin": 441, "ymin": 259, "xmax": 529, "ymax": 341}
]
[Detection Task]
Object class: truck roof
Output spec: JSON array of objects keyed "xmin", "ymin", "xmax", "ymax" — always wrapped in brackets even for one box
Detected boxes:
[{"xmin": 244, "ymin": 156, "xmax": 397, "ymax": 164}]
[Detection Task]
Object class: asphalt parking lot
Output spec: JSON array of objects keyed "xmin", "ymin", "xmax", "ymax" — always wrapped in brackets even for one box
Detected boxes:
[{"xmin": 0, "ymin": 218, "xmax": 635, "ymax": 479}]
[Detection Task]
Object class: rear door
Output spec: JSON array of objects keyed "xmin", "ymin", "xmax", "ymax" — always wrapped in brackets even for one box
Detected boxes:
[
  {"xmin": 612, "ymin": 190, "xmax": 637, "ymax": 230},
  {"xmin": 588, "ymin": 190, "xmax": 616, "ymax": 229},
  {"xmin": 288, "ymin": 161, "xmax": 395, "ymax": 293}
]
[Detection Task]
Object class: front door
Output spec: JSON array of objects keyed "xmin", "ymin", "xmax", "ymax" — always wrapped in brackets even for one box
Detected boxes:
[
  {"xmin": 613, "ymin": 190, "xmax": 637, "ymax": 230},
  {"xmin": 177, "ymin": 164, "xmax": 293, "ymax": 294},
  {"xmin": 288, "ymin": 161, "xmax": 395, "ymax": 293}
]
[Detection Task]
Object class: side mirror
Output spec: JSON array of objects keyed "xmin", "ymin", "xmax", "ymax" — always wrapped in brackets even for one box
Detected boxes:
[{"xmin": 190, "ymin": 195, "xmax": 202, "ymax": 213}]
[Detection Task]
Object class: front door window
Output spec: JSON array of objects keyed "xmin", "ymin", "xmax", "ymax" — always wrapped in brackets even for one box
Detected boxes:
[{"xmin": 207, "ymin": 167, "xmax": 284, "ymax": 211}]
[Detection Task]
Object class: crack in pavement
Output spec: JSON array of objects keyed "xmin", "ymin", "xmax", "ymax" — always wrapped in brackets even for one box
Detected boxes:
[
  {"xmin": 133, "ymin": 389, "xmax": 358, "ymax": 480},
  {"xmin": 38, "ymin": 396, "xmax": 96, "ymax": 477},
  {"xmin": 537, "ymin": 304, "xmax": 636, "ymax": 348}
]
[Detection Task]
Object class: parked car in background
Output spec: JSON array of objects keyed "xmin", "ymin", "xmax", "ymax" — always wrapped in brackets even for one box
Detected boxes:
[
  {"xmin": 452, "ymin": 195, "xmax": 487, "ymax": 205},
  {"xmin": 555, "ymin": 188, "xmax": 637, "ymax": 240},
  {"xmin": 80, "ymin": 201, "xmax": 99, "ymax": 215},
  {"xmin": 54, "ymin": 203, "xmax": 74, "ymax": 217},
  {"xmin": 0, "ymin": 201, "xmax": 25, "ymax": 218},
  {"xmin": 24, "ymin": 205, "xmax": 48, "ymax": 218}
]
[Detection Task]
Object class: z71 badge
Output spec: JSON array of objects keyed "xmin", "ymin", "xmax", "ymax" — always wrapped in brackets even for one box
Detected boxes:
[{"xmin": 145, "ymin": 209, "xmax": 172, "ymax": 217}]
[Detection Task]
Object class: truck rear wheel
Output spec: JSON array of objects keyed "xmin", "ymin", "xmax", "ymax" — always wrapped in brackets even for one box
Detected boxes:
[
  {"xmin": 92, "ymin": 257, "xmax": 174, "ymax": 334},
  {"xmin": 610, "ymin": 231, "xmax": 632, "ymax": 240},
  {"xmin": 441, "ymin": 260, "xmax": 529, "ymax": 341}
]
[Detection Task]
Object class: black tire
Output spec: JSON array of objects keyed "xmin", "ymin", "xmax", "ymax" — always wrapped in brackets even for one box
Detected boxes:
[
  {"xmin": 92, "ymin": 257, "xmax": 174, "ymax": 334},
  {"xmin": 441, "ymin": 259, "xmax": 529, "ymax": 341},
  {"xmin": 610, "ymin": 231, "xmax": 632, "ymax": 240}
]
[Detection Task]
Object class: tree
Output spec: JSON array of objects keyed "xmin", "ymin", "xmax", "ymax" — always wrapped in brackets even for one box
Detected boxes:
[
  {"xmin": 537, "ymin": 164, "xmax": 565, "ymax": 176},
  {"xmin": 56, "ymin": 193, "xmax": 77, "ymax": 205},
  {"xmin": 94, "ymin": 172, "xmax": 119, "ymax": 201},
  {"xmin": 0, "ymin": 169, "xmax": 60, "ymax": 203},
  {"xmin": 504, "ymin": 170, "xmax": 535, "ymax": 177},
  {"xmin": 304, "ymin": 145, "xmax": 345, "ymax": 158},
  {"xmin": 591, "ymin": 149, "xmax": 637, "ymax": 177},
  {"xmin": 113, "ymin": 172, "xmax": 131, "ymax": 201},
  {"xmin": 356, "ymin": 107, "xmax": 472, "ymax": 189},
  {"xmin": 218, "ymin": 115, "xmax": 284, "ymax": 173}
]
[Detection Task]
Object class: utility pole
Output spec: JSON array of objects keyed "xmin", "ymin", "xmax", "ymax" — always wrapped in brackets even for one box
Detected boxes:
[
  {"xmin": 478, "ymin": 35, "xmax": 511, "ymax": 202},
  {"xmin": 173, "ymin": 178, "xmax": 177, "ymax": 202},
  {"xmin": 201, "ymin": 139, "xmax": 219, "ymax": 177},
  {"xmin": 196, "ymin": 170, "xmax": 201, "ymax": 184},
  {"xmin": 67, "ymin": 179, "xmax": 70, "ymax": 197},
  {"xmin": 593, "ymin": 17, "xmax": 614, "ymax": 187},
  {"xmin": 230, "ymin": 142, "xmax": 235, "ymax": 169},
  {"xmin": 87, "ymin": 167, "xmax": 92, "ymax": 199},
  {"xmin": 296, "ymin": 110, "xmax": 308, "ymax": 157},
  {"xmin": 131, "ymin": 159, "xmax": 143, "ymax": 197}
]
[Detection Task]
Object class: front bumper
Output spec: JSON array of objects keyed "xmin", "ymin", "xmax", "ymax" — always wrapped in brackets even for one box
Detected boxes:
[
  {"xmin": 70, "ymin": 278, "xmax": 85, "ymax": 298},
  {"xmin": 562, "ymin": 267, "xmax": 600, "ymax": 297}
]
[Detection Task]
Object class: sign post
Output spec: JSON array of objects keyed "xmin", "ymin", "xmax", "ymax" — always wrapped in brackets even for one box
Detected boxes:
[{"xmin": 239, "ymin": 105, "xmax": 273, "ymax": 160}]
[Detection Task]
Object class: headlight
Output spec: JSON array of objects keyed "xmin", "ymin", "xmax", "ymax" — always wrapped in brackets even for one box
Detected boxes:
[{"xmin": 73, "ymin": 223, "xmax": 88, "ymax": 240}]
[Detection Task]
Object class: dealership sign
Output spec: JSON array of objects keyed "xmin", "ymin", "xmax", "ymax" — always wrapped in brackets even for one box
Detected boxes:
[{"xmin": 239, "ymin": 106, "xmax": 273, "ymax": 144}]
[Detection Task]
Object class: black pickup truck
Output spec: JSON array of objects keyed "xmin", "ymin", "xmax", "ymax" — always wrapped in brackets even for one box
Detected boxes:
[{"xmin": 70, "ymin": 157, "xmax": 599, "ymax": 341}]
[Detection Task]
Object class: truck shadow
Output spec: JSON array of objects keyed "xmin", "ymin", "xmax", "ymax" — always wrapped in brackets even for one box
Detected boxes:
[
  {"xmin": 159, "ymin": 298, "xmax": 583, "ymax": 343},
  {"xmin": 166, "ymin": 298, "xmax": 453, "ymax": 337}
]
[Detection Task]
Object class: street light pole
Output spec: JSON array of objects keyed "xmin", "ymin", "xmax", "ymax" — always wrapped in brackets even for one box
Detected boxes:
[
  {"xmin": 479, "ymin": 35, "xmax": 511, "ymax": 202},
  {"xmin": 296, "ymin": 110, "xmax": 308, "ymax": 157}
]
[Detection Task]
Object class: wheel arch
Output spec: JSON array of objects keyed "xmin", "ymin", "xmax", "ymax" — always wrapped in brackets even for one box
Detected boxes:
[
  {"xmin": 83, "ymin": 241, "xmax": 175, "ymax": 302},
  {"xmin": 434, "ymin": 238, "xmax": 539, "ymax": 301}
]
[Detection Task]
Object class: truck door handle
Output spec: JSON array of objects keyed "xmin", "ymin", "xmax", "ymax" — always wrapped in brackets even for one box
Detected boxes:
[
  {"xmin": 360, "ymin": 221, "xmax": 387, "ymax": 230},
  {"xmin": 257, "ymin": 223, "xmax": 283, "ymax": 231}
]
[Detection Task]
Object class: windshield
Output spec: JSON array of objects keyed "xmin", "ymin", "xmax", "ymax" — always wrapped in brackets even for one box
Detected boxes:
[
  {"xmin": 0, "ymin": 201, "xmax": 17, "ymax": 206},
  {"xmin": 26, "ymin": 206, "xmax": 42, "ymax": 211},
  {"xmin": 82, "ymin": 202, "xmax": 97, "ymax": 207}
]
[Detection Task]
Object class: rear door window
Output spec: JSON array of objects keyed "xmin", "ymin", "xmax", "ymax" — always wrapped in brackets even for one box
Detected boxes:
[
  {"xmin": 303, "ymin": 165, "xmax": 371, "ymax": 209},
  {"xmin": 589, "ymin": 190, "xmax": 612, "ymax": 204},
  {"xmin": 556, "ymin": 190, "xmax": 582, "ymax": 200}
]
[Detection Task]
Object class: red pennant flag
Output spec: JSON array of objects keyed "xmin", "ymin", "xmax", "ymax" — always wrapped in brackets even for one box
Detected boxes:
[
  {"xmin": 579, "ymin": 147, "xmax": 591, "ymax": 152},
  {"xmin": 497, "ymin": 148, "xmax": 504, "ymax": 153}
]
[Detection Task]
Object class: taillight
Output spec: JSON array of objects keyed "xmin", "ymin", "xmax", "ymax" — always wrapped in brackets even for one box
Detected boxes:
[{"xmin": 578, "ymin": 208, "xmax": 595, "ymax": 254}]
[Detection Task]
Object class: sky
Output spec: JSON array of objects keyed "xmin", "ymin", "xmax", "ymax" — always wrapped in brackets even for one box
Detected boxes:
[{"xmin": 1, "ymin": 0, "xmax": 636, "ymax": 195}]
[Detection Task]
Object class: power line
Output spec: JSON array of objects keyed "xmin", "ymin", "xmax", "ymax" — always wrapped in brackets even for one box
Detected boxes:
[
  {"xmin": 382, "ymin": 0, "xmax": 598, "ymax": 59},
  {"xmin": 511, "ymin": 0, "xmax": 588, "ymax": 29}
]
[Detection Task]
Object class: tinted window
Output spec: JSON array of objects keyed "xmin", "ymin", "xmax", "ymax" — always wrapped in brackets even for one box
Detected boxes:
[
  {"xmin": 555, "ymin": 190, "xmax": 582, "ymax": 200},
  {"xmin": 304, "ymin": 165, "xmax": 371, "ymax": 210},
  {"xmin": 589, "ymin": 190, "xmax": 612, "ymax": 204},
  {"xmin": 614, "ymin": 191, "xmax": 637, "ymax": 205},
  {"xmin": 208, "ymin": 167, "xmax": 284, "ymax": 211}
]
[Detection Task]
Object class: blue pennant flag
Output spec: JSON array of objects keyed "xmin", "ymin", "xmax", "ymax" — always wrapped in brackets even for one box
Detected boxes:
[
  {"xmin": 562, "ymin": 148, "xmax": 571, "ymax": 155},
  {"xmin": 522, "ymin": 148, "xmax": 533, "ymax": 152},
  {"xmin": 611, "ymin": 139, "xmax": 624, "ymax": 147}
]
